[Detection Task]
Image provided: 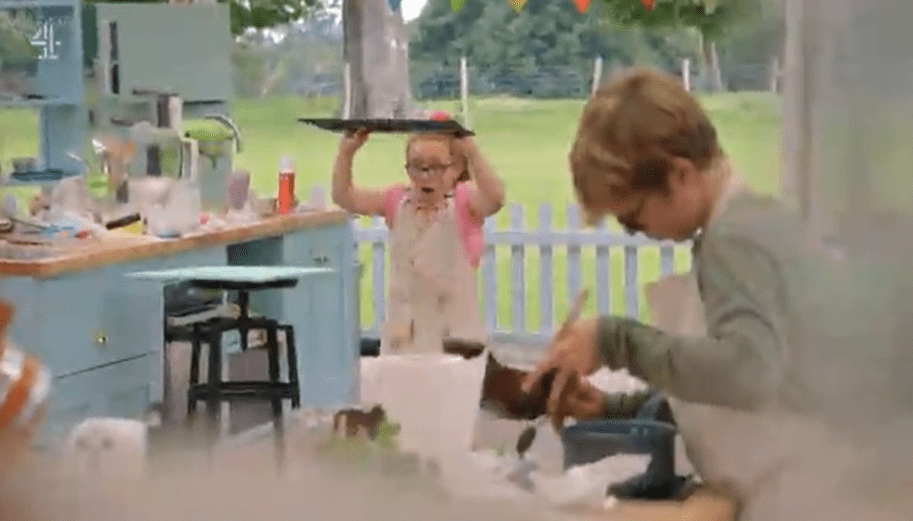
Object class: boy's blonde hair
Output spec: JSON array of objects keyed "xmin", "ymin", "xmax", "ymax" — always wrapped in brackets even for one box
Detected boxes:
[
  {"xmin": 569, "ymin": 67, "xmax": 722, "ymax": 222},
  {"xmin": 406, "ymin": 133, "xmax": 471, "ymax": 184}
]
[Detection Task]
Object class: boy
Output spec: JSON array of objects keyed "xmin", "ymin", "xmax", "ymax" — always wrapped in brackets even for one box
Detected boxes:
[{"xmin": 522, "ymin": 68, "xmax": 913, "ymax": 520}]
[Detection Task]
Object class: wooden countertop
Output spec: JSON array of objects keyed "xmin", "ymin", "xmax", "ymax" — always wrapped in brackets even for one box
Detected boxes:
[
  {"xmin": 0, "ymin": 210, "xmax": 351, "ymax": 278},
  {"xmin": 564, "ymin": 486, "xmax": 738, "ymax": 521}
]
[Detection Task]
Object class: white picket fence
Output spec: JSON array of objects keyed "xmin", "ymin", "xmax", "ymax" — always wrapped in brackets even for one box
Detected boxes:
[{"xmin": 318, "ymin": 184, "xmax": 695, "ymax": 345}]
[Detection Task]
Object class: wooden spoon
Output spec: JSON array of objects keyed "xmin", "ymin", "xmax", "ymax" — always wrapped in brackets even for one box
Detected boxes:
[{"xmin": 515, "ymin": 289, "xmax": 590, "ymax": 457}]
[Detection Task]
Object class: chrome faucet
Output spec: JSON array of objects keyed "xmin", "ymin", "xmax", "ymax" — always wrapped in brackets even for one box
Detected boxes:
[{"xmin": 203, "ymin": 113, "xmax": 243, "ymax": 153}]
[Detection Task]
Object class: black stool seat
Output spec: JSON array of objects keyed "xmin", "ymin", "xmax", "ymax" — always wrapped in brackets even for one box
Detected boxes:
[{"xmin": 190, "ymin": 381, "xmax": 300, "ymax": 401}]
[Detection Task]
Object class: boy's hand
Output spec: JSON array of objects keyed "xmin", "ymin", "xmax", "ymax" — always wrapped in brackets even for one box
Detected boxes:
[
  {"xmin": 340, "ymin": 128, "xmax": 369, "ymax": 155},
  {"xmin": 562, "ymin": 378, "xmax": 609, "ymax": 421},
  {"xmin": 522, "ymin": 316, "xmax": 603, "ymax": 430}
]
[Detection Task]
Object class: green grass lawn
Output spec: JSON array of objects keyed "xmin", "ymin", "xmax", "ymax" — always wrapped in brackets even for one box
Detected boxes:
[{"xmin": 0, "ymin": 92, "xmax": 782, "ymax": 333}]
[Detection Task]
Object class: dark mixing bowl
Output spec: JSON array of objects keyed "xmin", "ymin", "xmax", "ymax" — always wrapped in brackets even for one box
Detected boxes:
[{"xmin": 561, "ymin": 412, "xmax": 686, "ymax": 499}]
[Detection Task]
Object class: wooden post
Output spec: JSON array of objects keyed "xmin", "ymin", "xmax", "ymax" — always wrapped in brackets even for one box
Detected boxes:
[
  {"xmin": 343, "ymin": 62, "xmax": 352, "ymax": 119},
  {"xmin": 708, "ymin": 41, "xmax": 724, "ymax": 92},
  {"xmin": 682, "ymin": 58, "xmax": 691, "ymax": 92},
  {"xmin": 591, "ymin": 56, "xmax": 603, "ymax": 96},
  {"xmin": 460, "ymin": 55, "xmax": 470, "ymax": 128},
  {"xmin": 781, "ymin": 0, "xmax": 810, "ymax": 222},
  {"xmin": 769, "ymin": 56, "xmax": 780, "ymax": 93}
]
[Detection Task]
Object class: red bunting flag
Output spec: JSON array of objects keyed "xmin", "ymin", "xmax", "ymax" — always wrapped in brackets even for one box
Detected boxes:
[
  {"xmin": 572, "ymin": 0, "xmax": 590, "ymax": 13},
  {"xmin": 640, "ymin": 0, "xmax": 656, "ymax": 10}
]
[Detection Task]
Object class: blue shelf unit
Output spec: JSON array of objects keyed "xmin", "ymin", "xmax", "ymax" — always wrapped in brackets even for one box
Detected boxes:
[{"xmin": 0, "ymin": 0, "xmax": 86, "ymax": 183}]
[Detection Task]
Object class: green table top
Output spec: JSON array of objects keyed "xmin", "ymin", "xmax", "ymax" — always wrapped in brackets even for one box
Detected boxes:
[{"xmin": 128, "ymin": 265, "xmax": 336, "ymax": 283}]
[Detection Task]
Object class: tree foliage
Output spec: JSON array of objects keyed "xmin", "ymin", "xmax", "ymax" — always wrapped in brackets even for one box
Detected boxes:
[
  {"xmin": 409, "ymin": 0, "xmax": 780, "ymax": 96},
  {"xmin": 599, "ymin": 0, "xmax": 764, "ymax": 41},
  {"xmin": 221, "ymin": 0, "xmax": 322, "ymax": 36},
  {"xmin": 410, "ymin": 0, "xmax": 697, "ymax": 88}
]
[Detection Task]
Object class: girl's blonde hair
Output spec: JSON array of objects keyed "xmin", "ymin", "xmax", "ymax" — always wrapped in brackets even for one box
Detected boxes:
[{"xmin": 405, "ymin": 133, "xmax": 471, "ymax": 185}]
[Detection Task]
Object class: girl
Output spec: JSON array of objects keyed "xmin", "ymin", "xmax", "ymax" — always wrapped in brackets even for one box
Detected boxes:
[{"xmin": 331, "ymin": 122, "xmax": 504, "ymax": 355}]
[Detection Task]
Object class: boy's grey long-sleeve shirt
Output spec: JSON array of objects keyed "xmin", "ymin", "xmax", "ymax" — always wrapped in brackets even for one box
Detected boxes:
[
  {"xmin": 595, "ymin": 184, "xmax": 913, "ymax": 423},
  {"xmin": 596, "ymin": 189, "xmax": 799, "ymax": 414}
]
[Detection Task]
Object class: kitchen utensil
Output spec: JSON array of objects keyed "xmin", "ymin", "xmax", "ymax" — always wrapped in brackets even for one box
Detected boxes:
[
  {"xmin": 513, "ymin": 289, "xmax": 590, "ymax": 453},
  {"xmin": 442, "ymin": 337, "xmax": 486, "ymax": 359},
  {"xmin": 127, "ymin": 176, "xmax": 176, "ymax": 212},
  {"xmin": 561, "ymin": 419, "xmax": 684, "ymax": 500},
  {"xmin": 1, "ymin": 196, "xmax": 50, "ymax": 234},
  {"xmin": 10, "ymin": 169, "xmax": 65, "ymax": 183},
  {"xmin": 298, "ymin": 118, "xmax": 475, "ymax": 137},
  {"xmin": 225, "ymin": 170, "xmax": 250, "ymax": 211},
  {"xmin": 369, "ymin": 353, "xmax": 487, "ymax": 465},
  {"xmin": 105, "ymin": 213, "xmax": 142, "ymax": 230},
  {"xmin": 515, "ymin": 415, "xmax": 547, "ymax": 457},
  {"xmin": 11, "ymin": 157, "xmax": 37, "ymax": 173}
]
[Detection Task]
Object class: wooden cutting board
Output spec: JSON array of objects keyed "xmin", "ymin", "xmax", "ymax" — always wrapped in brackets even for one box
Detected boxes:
[{"xmin": 565, "ymin": 486, "xmax": 738, "ymax": 521}]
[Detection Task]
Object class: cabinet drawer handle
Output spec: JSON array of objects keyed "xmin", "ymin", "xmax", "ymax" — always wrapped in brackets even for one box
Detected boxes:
[
  {"xmin": 94, "ymin": 330, "xmax": 107, "ymax": 347},
  {"xmin": 313, "ymin": 255, "xmax": 329, "ymax": 264}
]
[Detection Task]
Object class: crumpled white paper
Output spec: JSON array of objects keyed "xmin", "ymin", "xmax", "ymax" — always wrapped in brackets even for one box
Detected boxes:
[
  {"xmin": 528, "ymin": 454, "xmax": 651, "ymax": 508},
  {"xmin": 436, "ymin": 450, "xmax": 651, "ymax": 511}
]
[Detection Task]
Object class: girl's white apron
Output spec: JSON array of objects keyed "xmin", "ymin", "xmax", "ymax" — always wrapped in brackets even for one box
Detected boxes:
[{"xmin": 380, "ymin": 191, "xmax": 487, "ymax": 354}]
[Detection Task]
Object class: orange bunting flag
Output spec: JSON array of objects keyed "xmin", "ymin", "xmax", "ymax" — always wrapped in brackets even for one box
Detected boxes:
[
  {"xmin": 509, "ymin": 0, "xmax": 528, "ymax": 12},
  {"xmin": 572, "ymin": 0, "xmax": 591, "ymax": 12},
  {"xmin": 640, "ymin": 0, "xmax": 656, "ymax": 10}
]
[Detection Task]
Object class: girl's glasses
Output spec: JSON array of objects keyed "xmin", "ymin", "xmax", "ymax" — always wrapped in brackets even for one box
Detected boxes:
[{"xmin": 406, "ymin": 163, "xmax": 453, "ymax": 177}]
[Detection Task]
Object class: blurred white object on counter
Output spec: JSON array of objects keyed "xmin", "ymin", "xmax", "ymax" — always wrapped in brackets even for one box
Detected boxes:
[
  {"xmin": 361, "ymin": 353, "xmax": 487, "ymax": 469},
  {"xmin": 587, "ymin": 367, "xmax": 648, "ymax": 395},
  {"xmin": 529, "ymin": 454, "xmax": 651, "ymax": 508},
  {"xmin": 62, "ymin": 417, "xmax": 147, "ymax": 480}
]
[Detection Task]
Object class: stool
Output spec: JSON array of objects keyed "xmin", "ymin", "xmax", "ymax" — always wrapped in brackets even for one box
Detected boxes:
[
  {"xmin": 130, "ymin": 265, "xmax": 336, "ymax": 469},
  {"xmin": 167, "ymin": 317, "xmax": 301, "ymax": 415},
  {"xmin": 180, "ymin": 277, "xmax": 300, "ymax": 468}
]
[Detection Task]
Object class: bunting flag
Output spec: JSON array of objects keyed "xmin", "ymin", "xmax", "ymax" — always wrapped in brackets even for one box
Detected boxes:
[
  {"xmin": 572, "ymin": 0, "xmax": 591, "ymax": 12},
  {"xmin": 509, "ymin": 0, "xmax": 528, "ymax": 12},
  {"xmin": 387, "ymin": 0, "xmax": 402, "ymax": 11},
  {"xmin": 449, "ymin": 0, "xmax": 667, "ymax": 13}
]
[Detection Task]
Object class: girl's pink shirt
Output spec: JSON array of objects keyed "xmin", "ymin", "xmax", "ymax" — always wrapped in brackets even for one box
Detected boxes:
[{"xmin": 380, "ymin": 182, "xmax": 484, "ymax": 269}]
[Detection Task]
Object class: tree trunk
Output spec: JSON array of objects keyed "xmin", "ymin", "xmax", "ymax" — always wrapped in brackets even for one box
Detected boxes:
[{"xmin": 342, "ymin": 0, "xmax": 412, "ymax": 118}]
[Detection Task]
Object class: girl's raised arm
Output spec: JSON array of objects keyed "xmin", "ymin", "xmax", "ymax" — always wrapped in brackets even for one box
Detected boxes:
[
  {"xmin": 456, "ymin": 137, "xmax": 505, "ymax": 219},
  {"xmin": 331, "ymin": 129, "xmax": 387, "ymax": 216}
]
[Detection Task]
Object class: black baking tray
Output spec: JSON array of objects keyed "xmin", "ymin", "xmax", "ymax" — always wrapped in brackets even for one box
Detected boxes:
[
  {"xmin": 298, "ymin": 118, "xmax": 475, "ymax": 136},
  {"xmin": 10, "ymin": 169, "xmax": 66, "ymax": 182}
]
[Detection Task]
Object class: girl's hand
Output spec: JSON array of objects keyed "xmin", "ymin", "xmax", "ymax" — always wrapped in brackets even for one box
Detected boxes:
[
  {"xmin": 452, "ymin": 135, "xmax": 477, "ymax": 158},
  {"xmin": 340, "ymin": 128, "xmax": 370, "ymax": 155}
]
